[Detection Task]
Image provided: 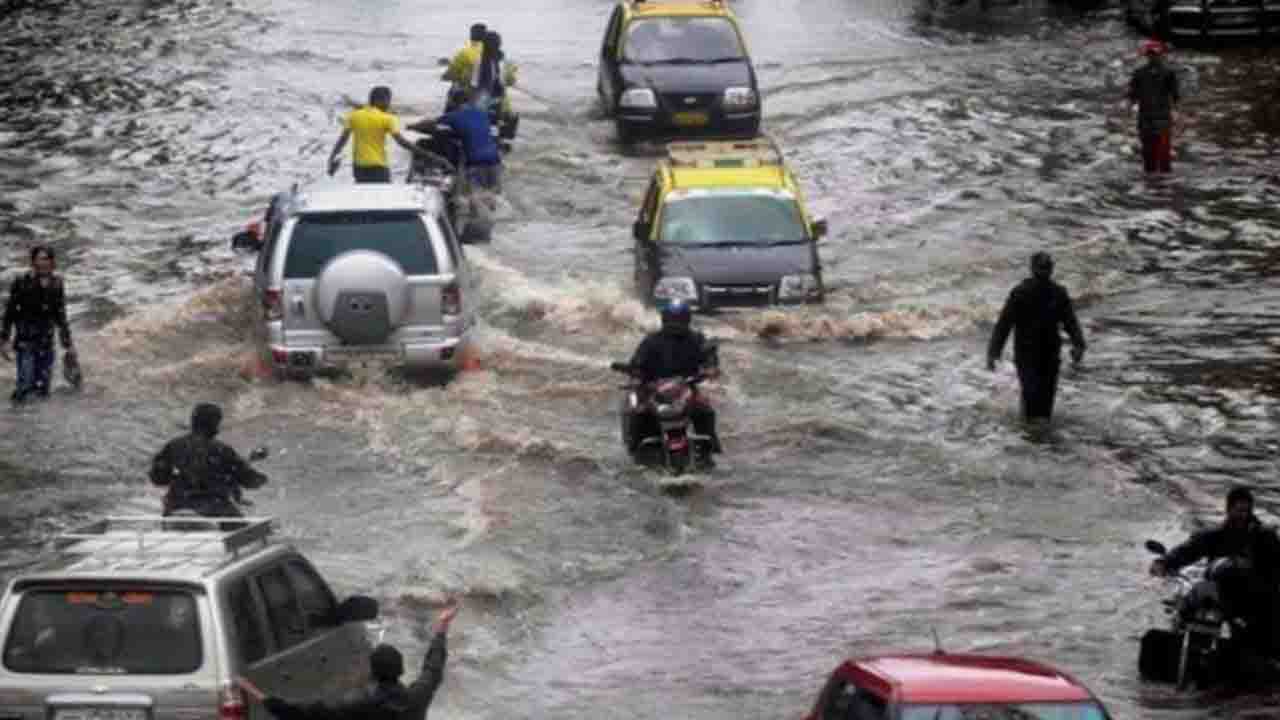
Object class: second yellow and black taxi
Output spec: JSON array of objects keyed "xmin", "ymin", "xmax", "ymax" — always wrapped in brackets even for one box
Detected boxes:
[
  {"xmin": 597, "ymin": 0, "xmax": 762, "ymax": 145},
  {"xmin": 632, "ymin": 138, "xmax": 827, "ymax": 310}
]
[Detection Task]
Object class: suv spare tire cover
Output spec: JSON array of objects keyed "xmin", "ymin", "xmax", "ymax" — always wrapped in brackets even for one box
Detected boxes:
[{"xmin": 314, "ymin": 250, "xmax": 409, "ymax": 346}]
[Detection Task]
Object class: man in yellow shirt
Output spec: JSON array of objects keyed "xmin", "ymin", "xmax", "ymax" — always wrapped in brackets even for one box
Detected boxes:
[
  {"xmin": 328, "ymin": 86, "xmax": 423, "ymax": 183},
  {"xmin": 443, "ymin": 24, "xmax": 486, "ymax": 112}
]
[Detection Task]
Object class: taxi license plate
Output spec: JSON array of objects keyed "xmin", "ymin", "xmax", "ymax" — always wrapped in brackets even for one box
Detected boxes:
[
  {"xmin": 55, "ymin": 709, "xmax": 148, "ymax": 720},
  {"xmin": 672, "ymin": 111, "xmax": 709, "ymax": 127}
]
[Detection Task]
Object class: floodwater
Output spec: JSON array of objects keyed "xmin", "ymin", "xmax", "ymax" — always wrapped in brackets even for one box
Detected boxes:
[{"xmin": 2, "ymin": 0, "xmax": 1280, "ymax": 717}]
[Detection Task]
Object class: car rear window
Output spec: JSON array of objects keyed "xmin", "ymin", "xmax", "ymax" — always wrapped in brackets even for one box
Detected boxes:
[
  {"xmin": 284, "ymin": 211, "xmax": 438, "ymax": 279},
  {"xmin": 3, "ymin": 589, "xmax": 201, "ymax": 675}
]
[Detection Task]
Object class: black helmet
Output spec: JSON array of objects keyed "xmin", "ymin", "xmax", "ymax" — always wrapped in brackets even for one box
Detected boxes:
[
  {"xmin": 191, "ymin": 403, "xmax": 223, "ymax": 437},
  {"xmin": 370, "ymin": 644, "xmax": 404, "ymax": 682},
  {"xmin": 659, "ymin": 299, "xmax": 692, "ymax": 330},
  {"xmin": 1030, "ymin": 251, "xmax": 1054, "ymax": 279}
]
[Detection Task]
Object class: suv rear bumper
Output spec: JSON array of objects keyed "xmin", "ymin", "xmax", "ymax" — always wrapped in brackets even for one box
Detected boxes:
[{"xmin": 270, "ymin": 335, "xmax": 469, "ymax": 374}]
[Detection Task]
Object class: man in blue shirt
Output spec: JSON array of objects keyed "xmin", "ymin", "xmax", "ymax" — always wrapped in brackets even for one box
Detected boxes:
[{"xmin": 438, "ymin": 90, "xmax": 502, "ymax": 191}]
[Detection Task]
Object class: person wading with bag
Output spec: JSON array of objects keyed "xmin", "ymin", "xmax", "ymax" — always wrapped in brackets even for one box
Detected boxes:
[{"xmin": 1, "ymin": 246, "xmax": 74, "ymax": 405}]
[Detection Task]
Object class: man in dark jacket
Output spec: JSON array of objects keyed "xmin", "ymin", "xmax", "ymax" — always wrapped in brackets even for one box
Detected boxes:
[
  {"xmin": 239, "ymin": 602, "xmax": 459, "ymax": 720},
  {"xmin": 150, "ymin": 403, "xmax": 267, "ymax": 517},
  {"xmin": 987, "ymin": 252, "xmax": 1086, "ymax": 423},
  {"xmin": 628, "ymin": 300, "xmax": 721, "ymax": 453},
  {"xmin": 1128, "ymin": 38, "xmax": 1180, "ymax": 174},
  {"xmin": 1150, "ymin": 486, "xmax": 1280, "ymax": 655},
  {"xmin": 2, "ymin": 245, "xmax": 74, "ymax": 404}
]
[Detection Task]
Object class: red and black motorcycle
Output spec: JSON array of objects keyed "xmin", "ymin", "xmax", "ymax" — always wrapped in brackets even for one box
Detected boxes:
[{"xmin": 610, "ymin": 356, "xmax": 718, "ymax": 476}]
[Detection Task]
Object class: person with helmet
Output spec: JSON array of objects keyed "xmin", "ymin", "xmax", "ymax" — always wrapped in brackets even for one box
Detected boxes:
[
  {"xmin": 626, "ymin": 300, "xmax": 723, "ymax": 453},
  {"xmin": 442, "ymin": 23, "xmax": 487, "ymax": 113},
  {"xmin": 239, "ymin": 601, "xmax": 460, "ymax": 720},
  {"xmin": 412, "ymin": 87, "xmax": 503, "ymax": 190},
  {"xmin": 986, "ymin": 252, "xmax": 1086, "ymax": 423},
  {"xmin": 149, "ymin": 403, "xmax": 268, "ymax": 517},
  {"xmin": 1127, "ymin": 39, "xmax": 1180, "ymax": 174}
]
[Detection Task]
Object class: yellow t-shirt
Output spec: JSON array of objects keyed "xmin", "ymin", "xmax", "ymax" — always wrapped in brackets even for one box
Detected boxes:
[
  {"xmin": 342, "ymin": 106, "xmax": 401, "ymax": 169},
  {"xmin": 443, "ymin": 43, "xmax": 483, "ymax": 85}
]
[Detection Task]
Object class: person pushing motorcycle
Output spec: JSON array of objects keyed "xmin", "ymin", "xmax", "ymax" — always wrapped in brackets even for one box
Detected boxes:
[
  {"xmin": 627, "ymin": 300, "xmax": 722, "ymax": 454},
  {"xmin": 150, "ymin": 403, "xmax": 268, "ymax": 517},
  {"xmin": 1150, "ymin": 486, "xmax": 1280, "ymax": 656}
]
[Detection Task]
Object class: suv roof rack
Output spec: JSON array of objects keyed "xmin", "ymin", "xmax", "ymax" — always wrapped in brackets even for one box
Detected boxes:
[
  {"xmin": 55, "ymin": 516, "xmax": 276, "ymax": 561},
  {"xmin": 665, "ymin": 137, "xmax": 784, "ymax": 170}
]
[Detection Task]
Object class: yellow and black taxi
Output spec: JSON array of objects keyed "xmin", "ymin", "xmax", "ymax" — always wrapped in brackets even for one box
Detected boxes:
[
  {"xmin": 632, "ymin": 138, "xmax": 827, "ymax": 310},
  {"xmin": 598, "ymin": 0, "xmax": 762, "ymax": 144}
]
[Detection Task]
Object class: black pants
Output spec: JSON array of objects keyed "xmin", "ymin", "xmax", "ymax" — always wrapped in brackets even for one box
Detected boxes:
[
  {"xmin": 1016, "ymin": 359, "xmax": 1060, "ymax": 421},
  {"xmin": 353, "ymin": 165, "xmax": 391, "ymax": 183}
]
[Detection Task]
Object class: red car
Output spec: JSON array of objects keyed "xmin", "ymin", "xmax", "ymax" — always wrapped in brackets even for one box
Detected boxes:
[{"xmin": 803, "ymin": 652, "xmax": 1113, "ymax": 720}]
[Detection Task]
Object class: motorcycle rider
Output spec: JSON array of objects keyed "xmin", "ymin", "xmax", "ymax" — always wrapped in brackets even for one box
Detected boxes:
[
  {"xmin": 1150, "ymin": 486, "xmax": 1280, "ymax": 656},
  {"xmin": 150, "ymin": 403, "xmax": 267, "ymax": 517},
  {"xmin": 412, "ymin": 89, "xmax": 503, "ymax": 191},
  {"xmin": 239, "ymin": 601, "xmax": 459, "ymax": 720},
  {"xmin": 626, "ymin": 300, "xmax": 722, "ymax": 455}
]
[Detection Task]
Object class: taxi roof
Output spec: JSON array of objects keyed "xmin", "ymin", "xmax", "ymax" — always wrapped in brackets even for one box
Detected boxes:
[
  {"xmin": 627, "ymin": 0, "xmax": 734, "ymax": 18},
  {"xmin": 661, "ymin": 138, "xmax": 793, "ymax": 191},
  {"xmin": 668, "ymin": 166, "xmax": 789, "ymax": 190},
  {"xmin": 843, "ymin": 653, "xmax": 1096, "ymax": 705}
]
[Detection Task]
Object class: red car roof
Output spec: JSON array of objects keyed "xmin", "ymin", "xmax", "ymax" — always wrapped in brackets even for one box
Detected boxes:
[{"xmin": 844, "ymin": 653, "xmax": 1096, "ymax": 705}]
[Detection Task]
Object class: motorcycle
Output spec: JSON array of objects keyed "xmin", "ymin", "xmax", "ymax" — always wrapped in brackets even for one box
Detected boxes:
[
  {"xmin": 163, "ymin": 446, "xmax": 269, "ymax": 531},
  {"xmin": 407, "ymin": 125, "xmax": 510, "ymax": 244},
  {"xmin": 1138, "ymin": 539, "xmax": 1273, "ymax": 690},
  {"xmin": 443, "ymin": 84, "xmax": 520, "ymax": 142},
  {"xmin": 610, "ymin": 348, "xmax": 719, "ymax": 476}
]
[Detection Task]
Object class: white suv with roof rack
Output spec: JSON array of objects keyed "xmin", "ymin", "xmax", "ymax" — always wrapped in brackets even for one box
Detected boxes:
[
  {"xmin": 249, "ymin": 182, "xmax": 478, "ymax": 379},
  {"xmin": 0, "ymin": 517, "xmax": 381, "ymax": 720}
]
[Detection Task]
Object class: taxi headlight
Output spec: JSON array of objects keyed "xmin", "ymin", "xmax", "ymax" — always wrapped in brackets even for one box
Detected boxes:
[
  {"xmin": 621, "ymin": 88, "xmax": 657, "ymax": 110},
  {"xmin": 723, "ymin": 86, "xmax": 757, "ymax": 109},
  {"xmin": 654, "ymin": 276, "xmax": 698, "ymax": 301},
  {"xmin": 778, "ymin": 273, "xmax": 819, "ymax": 299}
]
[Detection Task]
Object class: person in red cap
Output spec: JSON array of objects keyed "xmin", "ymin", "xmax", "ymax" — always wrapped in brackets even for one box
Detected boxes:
[{"xmin": 1127, "ymin": 39, "xmax": 1180, "ymax": 174}]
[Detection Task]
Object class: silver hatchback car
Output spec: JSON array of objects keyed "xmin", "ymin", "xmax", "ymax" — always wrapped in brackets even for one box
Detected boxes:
[
  {"xmin": 0, "ymin": 517, "xmax": 380, "ymax": 720},
  {"xmin": 250, "ymin": 183, "xmax": 477, "ymax": 378}
]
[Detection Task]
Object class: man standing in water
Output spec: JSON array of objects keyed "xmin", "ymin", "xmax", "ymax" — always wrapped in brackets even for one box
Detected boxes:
[
  {"xmin": 328, "ymin": 86, "xmax": 425, "ymax": 183},
  {"xmin": 987, "ymin": 252, "xmax": 1086, "ymax": 424},
  {"xmin": 237, "ymin": 601, "xmax": 460, "ymax": 720},
  {"xmin": 1127, "ymin": 39, "xmax": 1180, "ymax": 175},
  {"xmin": 443, "ymin": 23, "xmax": 487, "ymax": 112},
  {"xmin": 1, "ymin": 246, "xmax": 74, "ymax": 405}
]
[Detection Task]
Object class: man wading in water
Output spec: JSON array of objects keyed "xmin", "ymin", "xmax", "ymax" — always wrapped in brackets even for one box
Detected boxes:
[
  {"xmin": 987, "ymin": 252, "xmax": 1086, "ymax": 425},
  {"xmin": 2, "ymin": 246, "xmax": 74, "ymax": 405},
  {"xmin": 1127, "ymin": 39, "xmax": 1180, "ymax": 175}
]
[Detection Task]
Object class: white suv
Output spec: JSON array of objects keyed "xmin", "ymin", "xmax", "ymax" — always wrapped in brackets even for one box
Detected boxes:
[{"xmin": 250, "ymin": 183, "xmax": 477, "ymax": 378}]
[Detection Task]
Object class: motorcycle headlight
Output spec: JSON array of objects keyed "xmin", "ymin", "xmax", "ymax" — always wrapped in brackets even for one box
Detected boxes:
[
  {"xmin": 620, "ymin": 88, "xmax": 657, "ymax": 110},
  {"xmin": 778, "ymin": 273, "xmax": 819, "ymax": 299},
  {"xmin": 656, "ymin": 402, "xmax": 680, "ymax": 418},
  {"xmin": 653, "ymin": 276, "xmax": 698, "ymax": 302},
  {"xmin": 723, "ymin": 86, "xmax": 757, "ymax": 109}
]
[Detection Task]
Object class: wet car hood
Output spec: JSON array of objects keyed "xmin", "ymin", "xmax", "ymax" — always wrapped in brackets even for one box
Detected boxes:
[
  {"xmin": 658, "ymin": 242, "xmax": 814, "ymax": 286},
  {"xmin": 620, "ymin": 60, "xmax": 754, "ymax": 97}
]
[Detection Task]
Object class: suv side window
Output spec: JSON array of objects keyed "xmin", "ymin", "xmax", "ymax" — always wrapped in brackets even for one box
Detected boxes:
[
  {"xmin": 284, "ymin": 558, "xmax": 338, "ymax": 632},
  {"xmin": 226, "ymin": 578, "xmax": 268, "ymax": 665},
  {"xmin": 435, "ymin": 216, "xmax": 462, "ymax": 268},
  {"xmin": 256, "ymin": 566, "xmax": 308, "ymax": 652}
]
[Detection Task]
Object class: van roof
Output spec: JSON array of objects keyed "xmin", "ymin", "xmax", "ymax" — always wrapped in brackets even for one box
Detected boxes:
[
  {"xmin": 288, "ymin": 184, "xmax": 444, "ymax": 215},
  {"xmin": 10, "ymin": 517, "xmax": 284, "ymax": 589}
]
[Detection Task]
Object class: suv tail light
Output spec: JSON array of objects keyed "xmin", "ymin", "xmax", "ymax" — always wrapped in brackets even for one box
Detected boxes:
[
  {"xmin": 219, "ymin": 683, "xmax": 247, "ymax": 720},
  {"xmin": 264, "ymin": 288, "xmax": 283, "ymax": 321},
  {"xmin": 442, "ymin": 282, "xmax": 462, "ymax": 317}
]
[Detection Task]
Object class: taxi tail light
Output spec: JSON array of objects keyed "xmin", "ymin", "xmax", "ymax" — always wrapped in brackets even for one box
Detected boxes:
[
  {"xmin": 264, "ymin": 288, "xmax": 283, "ymax": 321},
  {"xmin": 219, "ymin": 683, "xmax": 247, "ymax": 720},
  {"xmin": 442, "ymin": 282, "xmax": 462, "ymax": 317}
]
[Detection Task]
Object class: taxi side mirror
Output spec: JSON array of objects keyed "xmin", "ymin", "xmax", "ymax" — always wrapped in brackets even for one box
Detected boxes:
[
  {"xmin": 633, "ymin": 220, "xmax": 651, "ymax": 242},
  {"xmin": 811, "ymin": 218, "xmax": 828, "ymax": 240}
]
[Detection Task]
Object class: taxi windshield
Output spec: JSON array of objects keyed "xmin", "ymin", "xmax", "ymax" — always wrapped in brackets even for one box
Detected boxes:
[
  {"xmin": 900, "ymin": 703, "xmax": 1109, "ymax": 720},
  {"xmin": 621, "ymin": 17, "xmax": 745, "ymax": 64},
  {"xmin": 660, "ymin": 194, "xmax": 806, "ymax": 247}
]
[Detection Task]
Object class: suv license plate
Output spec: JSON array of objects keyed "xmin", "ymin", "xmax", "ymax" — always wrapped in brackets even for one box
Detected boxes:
[
  {"xmin": 55, "ymin": 709, "xmax": 148, "ymax": 720},
  {"xmin": 672, "ymin": 111, "xmax": 708, "ymax": 127},
  {"xmin": 330, "ymin": 347, "xmax": 401, "ymax": 360}
]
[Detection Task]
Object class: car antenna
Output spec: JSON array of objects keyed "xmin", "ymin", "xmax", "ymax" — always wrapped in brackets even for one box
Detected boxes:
[{"xmin": 931, "ymin": 627, "xmax": 945, "ymax": 655}]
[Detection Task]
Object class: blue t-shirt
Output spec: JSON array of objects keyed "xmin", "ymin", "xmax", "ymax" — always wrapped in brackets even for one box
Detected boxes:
[{"xmin": 440, "ymin": 107, "xmax": 500, "ymax": 167}]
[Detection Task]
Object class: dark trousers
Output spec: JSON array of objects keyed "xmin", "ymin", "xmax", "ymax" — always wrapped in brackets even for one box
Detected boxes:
[
  {"xmin": 13, "ymin": 342, "xmax": 54, "ymax": 403},
  {"xmin": 1140, "ymin": 129, "xmax": 1172, "ymax": 173},
  {"xmin": 353, "ymin": 165, "xmax": 391, "ymax": 183},
  {"xmin": 1016, "ymin": 360, "xmax": 1060, "ymax": 421}
]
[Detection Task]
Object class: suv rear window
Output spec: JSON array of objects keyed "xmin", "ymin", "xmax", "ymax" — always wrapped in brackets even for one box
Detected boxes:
[
  {"xmin": 284, "ymin": 211, "xmax": 438, "ymax": 279},
  {"xmin": 3, "ymin": 589, "xmax": 201, "ymax": 675}
]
